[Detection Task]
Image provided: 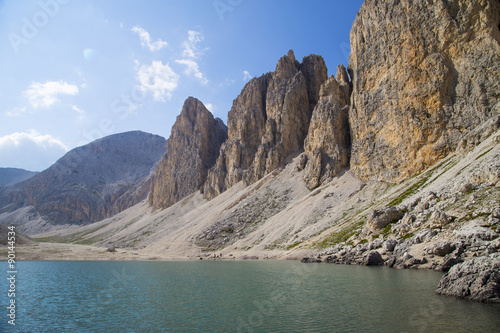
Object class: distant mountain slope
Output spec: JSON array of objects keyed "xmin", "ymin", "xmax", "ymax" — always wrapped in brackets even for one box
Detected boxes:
[
  {"xmin": 0, "ymin": 131, "xmax": 166, "ymax": 231},
  {"xmin": 0, "ymin": 168, "xmax": 38, "ymax": 186}
]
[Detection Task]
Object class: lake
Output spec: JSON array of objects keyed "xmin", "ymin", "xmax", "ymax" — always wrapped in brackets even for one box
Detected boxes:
[{"xmin": 2, "ymin": 261, "xmax": 500, "ymax": 332}]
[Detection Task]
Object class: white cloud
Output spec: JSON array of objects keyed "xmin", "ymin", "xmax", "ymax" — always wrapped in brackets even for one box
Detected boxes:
[
  {"xmin": 136, "ymin": 60, "xmax": 179, "ymax": 102},
  {"xmin": 182, "ymin": 30, "xmax": 205, "ymax": 59},
  {"xmin": 175, "ymin": 59, "xmax": 208, "ymax": 85},
  {"xmin": 5, "ymin": 107, "xmax": 28, "ymax": 117},
  {"xmin": 24, "ymin": 81, "xmax": 79, "ymax": 108},
  {"xmin": 72, "ymin": 105, "xmax": 86, "ymax": 121},
  {"xmin": 132, "ymin": 26, "xmax": 168, "ymax": 52},
  {"xmin": 176, "ymin": 30, "xmax": 209, "ymax": 85},
  {"xmin": 71, "ymin": 105, "xmax": 85, "ymax": 114},
  {"xmin": 0, "ymin": 130, "xmax": 68, "ymax": 171},
  {"xmin": 243, "ymin": 70, "xmax": 253, "ymax": 82},
  {"xmin": 205, "ymin": 103, "xmax": 214, "ymax": 113}
]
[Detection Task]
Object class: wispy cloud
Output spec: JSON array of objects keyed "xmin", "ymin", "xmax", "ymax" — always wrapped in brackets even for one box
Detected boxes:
[
  {"xmin": 243, "ymin": 70, "xmax": 252, "ymax": 82},
  {"xmin": 182, "ymin": 30, "xmax": 205, "ymax": 59},
  {"xmin": 176, "ymin": 30, "xmax": 209, "ymax": 85},
  {"xmin": 132, "ymin": 26, "xmax": 168, "ymax": 52},
  {"xmin": 24, "ymin": 81, "xmax": 79, "ymax": 108},
  {"xmin": 175, "ymin": 59, "xmax": 208, "ymax": 85},
  {"xmin": 72, "ymin": 105, "xmax": 86, "ymax": 121},
  {"xmin": 5, "ymin": 107, "xmax": 28, "ymax": 117},
  {"xmin": 72, "ymin": 105, "xmax": 85, "ymax": 114},
  {"xmin": 136, "ymin": 60, "xmax": 179, "ymax": 102},
  {"xmin": 0, "ymin": 130, "xmax": 68, "ymax": 171}
]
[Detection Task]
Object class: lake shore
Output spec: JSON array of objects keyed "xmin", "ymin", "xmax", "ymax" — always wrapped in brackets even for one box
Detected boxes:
[{"xmin": 0, "ymin": 243, "xmax": 302, "ymax": 261}]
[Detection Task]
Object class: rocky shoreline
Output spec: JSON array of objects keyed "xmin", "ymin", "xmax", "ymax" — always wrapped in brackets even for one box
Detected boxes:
[{"xmin": 302, "ymin": 211, "xmax": 500, "ymax": 303}]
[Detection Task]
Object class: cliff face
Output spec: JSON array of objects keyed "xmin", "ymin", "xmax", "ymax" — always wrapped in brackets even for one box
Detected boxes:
[
  {"xmin": 0, "ymin": 131, "xmax": 166, "ymax": 226},
  {"xmin": 149, "ymin": 97, "xmax": 227, "ymax": 210},
  {"xmin": 301, "ymin": 65, "xmax": 351, "ymax": 189},
  {"xmin": 203, "ymin": 50, "xmax": 328, "ymax": 199},
  {"xmin": 348, "ymin": 0, "xmax": 500, "ymax": 182}
]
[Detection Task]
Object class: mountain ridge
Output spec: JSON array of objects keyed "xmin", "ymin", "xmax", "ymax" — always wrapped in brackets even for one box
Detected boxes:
[
  {"xmin": 0, "ymin": 130, "xmax": 166, "ymax": 233},
  {"xmin": 0, "ymin": 168, "xmax": 38, "ymax": 187}
]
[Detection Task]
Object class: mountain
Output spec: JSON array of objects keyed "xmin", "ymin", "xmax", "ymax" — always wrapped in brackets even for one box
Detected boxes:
[
  {"xmin": 0, "ymin": 168, "xmax": 38, "ymax": 186},
  {"xmin": 0, "ymin": 131, "xmax": 166, "ymax": 233},
  {"xmin": 204, "ymin": 51, "xmax": 329, "ymax": 199},
  {"xmin": 348, "ymin": 0, "xmax": 500, "ymax": 182},
  {"xmin": 149, "ymin": 97, "xmax": 227, "ymax": 210},
  {"xmin": 8, "ymin": 0, "xmax": 500, "ymax": 302}
]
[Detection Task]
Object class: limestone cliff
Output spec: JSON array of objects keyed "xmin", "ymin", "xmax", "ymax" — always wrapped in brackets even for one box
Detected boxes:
[
  {"xmin": 203, "ymin": 50, "xmax": 328, "ymax": 199},
  {"xmin": 301, "ymin": 65, "xmax": 351, "ymax": 189},
  {"xmin": 149, "ymin": 97, "xmax": 227, "ymax": 210},
  {"xmin": 348, "ymin": 0, "xmax": 500, "ymax": 182}
]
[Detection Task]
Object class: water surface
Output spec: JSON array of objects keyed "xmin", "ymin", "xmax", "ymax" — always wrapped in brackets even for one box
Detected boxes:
[{"xmin": 2, "ymin": 261, "xmax": 499, "ymax": 332}]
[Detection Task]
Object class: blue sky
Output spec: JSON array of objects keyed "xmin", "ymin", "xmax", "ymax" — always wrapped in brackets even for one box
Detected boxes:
[{"xmin": 0, "ymin": 0, "xmax": 364, "ymax": 171}]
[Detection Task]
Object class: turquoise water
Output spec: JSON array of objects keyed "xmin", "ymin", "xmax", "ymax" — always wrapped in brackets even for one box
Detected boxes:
[{"xmin": 1, "ymin": 261, "xmax": 499, "ymax": 332}]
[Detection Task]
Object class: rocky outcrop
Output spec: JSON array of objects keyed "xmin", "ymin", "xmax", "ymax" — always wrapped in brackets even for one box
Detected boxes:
[
  {"xmin": 348, "ymin": 0, "xmax": 500, "ymax": 182},
  {"xmin": 203, "ymin": 50, "xmax": 328, "ymax": 199},
  {"xmin": 0, "ymin": 131, "xmax": 166, "ymax": 227},
  {"xmin": 149, "ymin": 97, "xmax": 227, "ymax": 210},
  {"xmin": 367, "ymin": 206, "xmax": 405, "ymax": 232},
  {"xmin": 436, "ymin": 253, "xmax": 500, "ymax": 303},
  {"xmin": 301, "ymin": 65, "xmax": 351, "ymax": 189}
]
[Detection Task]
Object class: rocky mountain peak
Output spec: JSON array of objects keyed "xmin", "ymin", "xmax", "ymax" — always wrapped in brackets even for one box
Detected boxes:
[
  {"xmin": 149, "ymin": 97, "xmax": 228, "ymax": 210},
  {"xmin": 202, "ymin": 50, "xmax": 328, "ymax": 199},
  {"xmin": 274, "ymin": 49, "xmax": 300, "ymax": 79}
]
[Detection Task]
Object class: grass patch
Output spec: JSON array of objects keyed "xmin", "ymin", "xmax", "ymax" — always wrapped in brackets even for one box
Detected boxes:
[
  {"xmin": 388, "ymin": 174, "xmax": 431, "ymax": 207},
  {"xmin": 382, "ymin": 224, "xmax": 393, "ymax": 235},
  {"xmin": 402, "ymin": 232, "xmax": 414, "ymax": 241},
  {"xmin": 314, "ymin": 221, "xmax": 364, "ymax": 249},
  {"xmin": 286, "ymin": 241, "xmax": 302, "ymax": 250},
  {"xmin": 475, "ymin": 147, "xmax": 494, "ymax": 161}
]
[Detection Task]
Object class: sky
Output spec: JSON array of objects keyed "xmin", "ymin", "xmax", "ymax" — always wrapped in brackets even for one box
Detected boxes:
[{"xmin": 0, "ymin": 0, "xmax": 364, "ymax": 172}]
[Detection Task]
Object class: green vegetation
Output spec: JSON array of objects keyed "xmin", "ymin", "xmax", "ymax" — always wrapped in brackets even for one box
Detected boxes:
[
  {"xmin": 314, "ymin": 221, "xmax": 364, "ymax": 249},
  {"xmin": 388, "ymin": 175, "xmax": 431, "ymax": 207},
  {"xmin": 402, "ymin": 232, "xmax": 414, "ymax": 240},
  {"xmin": 388, "ymin": 156, "xmax": 458, "ymax": 207},
  {"xmin": 382, "ymin": 224, "xmax": 393, "ymax": 235},
  {"xmin": 33, "ymin": 224, "xmax": 107, "ymax": 245},
  {"xmin": 286, "ymin": 241, "xmax": 302, "ymax": 250},
  {"xmin": 475, "ymin": 147, "xmax": 494, "ymax": 161}
]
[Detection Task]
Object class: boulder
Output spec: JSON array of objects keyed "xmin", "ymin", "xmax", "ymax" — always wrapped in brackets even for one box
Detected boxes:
[
  {"xmin": 367, "ymin": 206, "xmax": 405, "ymax": 231},
  {"xmin": 363, "ymin": 251, "xmax": 384, "ymax": 266},
  {"xmin": 428, "ymin": 210, "xmax": 454, "ymax": 228},
  {"xmin": 383, "ymin": 239, "xmax": 398, "ymax": 252},
  {"xmin": 301, "ymin": 257, "xmax": 322, "ymax": 263},
  {"xmin": 432, "ymin": 241, "xmax": 456, "ymax": 257},
  {"xmin": 436, "ymin": 253, "xmax": 500, "ymax": 303}
]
